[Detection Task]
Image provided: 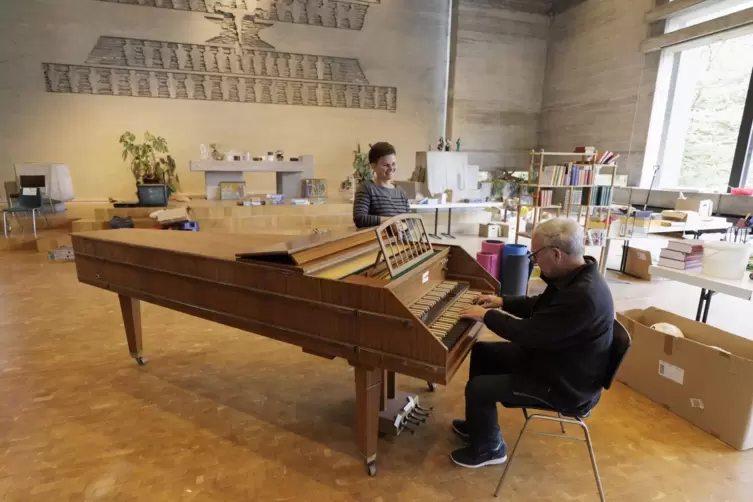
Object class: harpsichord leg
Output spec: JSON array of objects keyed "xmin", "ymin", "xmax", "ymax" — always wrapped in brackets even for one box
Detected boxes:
[
  {"xmin": 119, "ymin": 295, "xmax": 145, "ymax": 366},
  {"xmin": 355, "ymin": 366, "xmax": 382, "ymax": 476}
]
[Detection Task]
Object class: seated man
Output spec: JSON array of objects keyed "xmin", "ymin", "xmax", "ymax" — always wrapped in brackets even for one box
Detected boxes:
[{"xmin": 452, "ymin": 217, "xmax": 614, "ymax": 468}]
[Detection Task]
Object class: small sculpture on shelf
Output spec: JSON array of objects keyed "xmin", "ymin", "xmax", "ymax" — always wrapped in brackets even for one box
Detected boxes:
[
  {"xmin": 437, "ymin": 137, "xmax": 444, "ymax": 151},
  {"xmin": 209, "ymin": 144, "xmax": 224, "ymax": 161},
  {"xmin": 456, "ymin": 138, "xmax": 461, "ymax": 152},
  {"xmin": 445, "ymin": 138, "xmax": 452, "ymax": 152}
]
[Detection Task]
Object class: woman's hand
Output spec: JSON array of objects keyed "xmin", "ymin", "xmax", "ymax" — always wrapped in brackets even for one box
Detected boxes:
[{"xmin": 473, "ymin": 295, "xmax": 503, "ymax": 309}]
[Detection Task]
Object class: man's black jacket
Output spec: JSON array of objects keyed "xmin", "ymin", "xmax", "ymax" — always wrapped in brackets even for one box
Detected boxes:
[{"xmin": 482, "ymin": 257, "xmax": 614, "ymax": 414}]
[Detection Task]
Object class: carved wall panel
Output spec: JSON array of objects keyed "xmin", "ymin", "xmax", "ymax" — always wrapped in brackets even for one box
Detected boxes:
[{"xmin": 44, "ymin": 0, "xmax": 397, "ymax": 112}]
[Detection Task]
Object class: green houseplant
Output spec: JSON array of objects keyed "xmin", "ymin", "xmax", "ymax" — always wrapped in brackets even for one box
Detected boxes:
[
  {"xmin": 340, "ymin": 143, "xmax": 373, "ymax": 193},
  {"xmin": 119, "ymin": 131, "xmax": 180, "ymax": 193}
]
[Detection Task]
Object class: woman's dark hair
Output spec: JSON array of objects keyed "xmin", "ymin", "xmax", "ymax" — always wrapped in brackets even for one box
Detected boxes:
[{"xmin": 368, "ymin": 142, "xmax": 396, "ymax": 164}]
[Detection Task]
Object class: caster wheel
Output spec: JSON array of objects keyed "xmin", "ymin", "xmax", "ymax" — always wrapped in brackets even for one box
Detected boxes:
[
  {"xmin": 427, "ymin": 382, "xmax": 436, "ymax": 392},
  {"xmin": 135, "ymin": 357, "xmax": 146, "ymax": 366},
  {"xmin": 366, "ymin": 461, "xmax": 377, "ymax": 477}
]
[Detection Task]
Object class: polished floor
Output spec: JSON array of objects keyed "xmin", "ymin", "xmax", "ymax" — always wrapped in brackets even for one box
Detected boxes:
[{"xmin": 2, "ymin": 243, "xmax": 753, "ymax": 501}]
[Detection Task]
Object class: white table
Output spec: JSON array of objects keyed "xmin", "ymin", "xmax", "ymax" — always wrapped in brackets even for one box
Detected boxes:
[
  {"xmin": 610, "ymin": 217, "xmax": 732, "ymax": 274},
  {"xmin": 649, "ymin": 265, "xmax": 753, "ymax": 323},
  {"xmin": 410, "ymin": 202, "xmax": 504, "ymax": 239}
]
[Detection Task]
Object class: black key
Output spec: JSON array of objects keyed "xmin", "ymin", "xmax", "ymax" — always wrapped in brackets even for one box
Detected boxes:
[{"xmin": 442, "ymin": 319, "xmax": 475, "ymax": 349}]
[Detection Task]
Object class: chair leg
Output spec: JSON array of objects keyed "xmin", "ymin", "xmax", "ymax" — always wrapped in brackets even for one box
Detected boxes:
[
  {"xmin": 32, "ymin": 210, "xmax": 37, "ymax": 238},
  {"xmin": 3, "ymin": 212, "xmax": 7, "ymax": 239},
  {"xmin": 577, "ymin": 420, "xmax": 606, "ymax": 502},
  {"xmin": 42, "ymin": 210, "xmax": 50, "ymax": 229},
  {"xmin": 494, "ymin": 416, "xmax": 534, "ymax": 497},
  {"xmin": 558, "ymin": 413, "xmax": 567, "ymax": 434}
]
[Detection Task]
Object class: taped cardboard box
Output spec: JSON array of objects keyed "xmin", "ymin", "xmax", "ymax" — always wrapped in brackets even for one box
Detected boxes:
[
  {"xmin": 616, "ymin": 307, "xmax": 753, "ymax": 450},
  {"xmin": 624, "ymin": 247, "xmax": 653, "ymax": 280}
]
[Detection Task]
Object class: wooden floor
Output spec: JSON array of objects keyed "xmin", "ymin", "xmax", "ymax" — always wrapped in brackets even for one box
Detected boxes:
[{"xmin": 2, "ymin": 249, "xmax": 753, "ymax": 501}]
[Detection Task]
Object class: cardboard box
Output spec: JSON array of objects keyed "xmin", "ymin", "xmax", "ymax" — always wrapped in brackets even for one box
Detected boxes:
[
  {"xmin": 616, "ymin": 307, "xmax": 753, "ymax": 450},
  {"xmin": 479, "ymin": 223, "xmax": 502, "ymax": 238},
  {"xmin": 675, "ymin": 197, "xmax": 713, "ymax": 217},
  {"xmin": 624, "ymin": 247, "xmax": 653, "ymax": 280}
]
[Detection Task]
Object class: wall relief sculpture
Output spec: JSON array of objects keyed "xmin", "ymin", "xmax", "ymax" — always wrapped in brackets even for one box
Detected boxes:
[{"xmin": 43, "ymin": 0, "xmax": 396, "ymax": 112}]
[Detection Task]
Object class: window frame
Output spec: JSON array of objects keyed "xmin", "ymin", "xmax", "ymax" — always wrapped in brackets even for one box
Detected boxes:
[{"xmin": 729, "ymin": 66, "xmax": 753, "ymax": 189}]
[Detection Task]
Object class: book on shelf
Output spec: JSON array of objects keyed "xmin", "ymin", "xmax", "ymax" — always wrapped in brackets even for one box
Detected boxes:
[
  {"xmin": 538, "ymin": 189, "xmax": 554, "ymax": 207},
  {"xmin": 538, "ymin": 164, "xmax": 593, "ymax": 186},
  {"xmin": 657, "ymin": 256, "xmax": 703, "ymax": 270},
  {"xmin": 589, "ymin": 186, "xmax": 613, "ymax": 206}
]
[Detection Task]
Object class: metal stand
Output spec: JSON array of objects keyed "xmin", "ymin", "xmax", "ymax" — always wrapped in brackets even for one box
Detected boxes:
[
  {"xmin": 429, "ymin": 209, "xmax": 441, "ymax": 239},
  {"xmin": 441, "ymin": 208, "xmax": 456, "ymax": 239},
  {"xmin": 696, "ymin": 288, "xmax": 715, "ymax": 323}
]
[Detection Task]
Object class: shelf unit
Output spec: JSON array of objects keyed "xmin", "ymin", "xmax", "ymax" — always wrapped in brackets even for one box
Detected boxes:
[{"xmin": 515, "ymin": 150, "xmax": 618, "ymax": 254}]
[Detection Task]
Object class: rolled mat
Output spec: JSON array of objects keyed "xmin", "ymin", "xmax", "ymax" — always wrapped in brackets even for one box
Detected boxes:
[
  {"xmin": 502, "ymin": 254, "xmax": 531, "ymax": 296},
  {"xmin": 476, "ymin": 252, "xmax": 500, "ymax": 279},
  {"xmin": 481, "ymin": 240, "xmax": 505, "ymax": 256},
  {"xmin": 499, "ymin": 244, "xmax": 528, "ymax": 284}
]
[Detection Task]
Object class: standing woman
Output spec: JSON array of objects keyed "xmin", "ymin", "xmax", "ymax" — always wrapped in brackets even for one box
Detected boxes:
[{"xmin": 353, "ymin": 142, "xmax": 410, "ymax": 228}]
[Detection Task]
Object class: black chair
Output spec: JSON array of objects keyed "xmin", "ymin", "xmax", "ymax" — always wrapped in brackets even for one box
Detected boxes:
[
  {"xmin": 494, "ymin": 319, "xmax": 632, "ymax": 501},
  {"xmin": 2, "ymin": 185, "xmax": 49, "ymax": 239}
]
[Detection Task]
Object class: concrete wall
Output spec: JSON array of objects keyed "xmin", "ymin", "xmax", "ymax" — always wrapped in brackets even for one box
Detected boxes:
[
  {"xmin": 449, "ymin": 0, "xmax": 550, "ymax": 171},
  {"xmin": 0, "ymin": 0, "xmax": 450, "ymax": 201},
  {"xmin": 540, "ymin": 0, "xmax": 659, "ymax": 185}
]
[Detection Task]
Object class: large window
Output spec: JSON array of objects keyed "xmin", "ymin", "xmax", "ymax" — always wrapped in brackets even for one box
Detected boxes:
[{"xmin": 642, "ymin": 2, "xmax": 753, "ymax": 192}]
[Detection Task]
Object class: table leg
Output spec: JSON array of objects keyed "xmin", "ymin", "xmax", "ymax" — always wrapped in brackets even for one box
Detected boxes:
[
  {"xmin": 429, "ymin": 209, "xmax": 441, "ymax": 239},
  {"xmin": 119, "ymin": 295, "xmax": 145, "ymax": 366},
  {"xmin": 441, "ymin": 208, "xmax": 456, "ymax": 239},
  {"xmin": 620, "ymin": 239, "xmax": 630, "ymax": 273},
  {"xmin": 695, "ymin": 289, "xmax": 716, "ymax": 323}
]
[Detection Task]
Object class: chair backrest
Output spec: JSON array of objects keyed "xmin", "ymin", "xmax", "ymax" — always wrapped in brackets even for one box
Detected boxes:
[
  {"xmin": 603, "ymin": 319, "xmax": 632, "ymax": 390},
  {"xmin": 16, "ymin": 187, "xmax": 43, "ymax": 210},
  {"xmin": 19, "ymin": 175, "xmax": 46, "ymax": 189}
]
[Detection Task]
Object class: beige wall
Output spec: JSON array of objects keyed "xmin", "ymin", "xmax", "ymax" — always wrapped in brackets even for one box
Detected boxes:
[
  {"xmin": 449, "ymin": 0, "xmax": 550, "ymax": 171},
  {"xmin": 540, "ymin": 0, "xmax": 659, "ymax": 184},
  {"xmin": 0, "ymin": 0, "xmax": 450, "ymax": 201}
]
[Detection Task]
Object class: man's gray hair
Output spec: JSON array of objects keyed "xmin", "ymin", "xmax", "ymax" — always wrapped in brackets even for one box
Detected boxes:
[{"xmin": 533, "ymin": 217, "xmax": 585, "ymax": 257}]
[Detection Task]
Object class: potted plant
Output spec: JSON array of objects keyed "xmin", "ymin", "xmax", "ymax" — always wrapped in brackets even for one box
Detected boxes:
[
  {"xmin": 351, "ymin": 143, "xmax": 373, "ymax": 186},
  {"xmin": 119, "ymin": 131, "xmax": 180, "ymax": 193},
  {"xmin": 340, "ymin": 143, "xmax": 374, "ymax": 201}
]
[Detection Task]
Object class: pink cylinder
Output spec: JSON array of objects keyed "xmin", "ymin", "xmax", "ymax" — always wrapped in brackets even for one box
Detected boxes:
[
  {"xmin": 476, "ymin": 252, "xmax": 500, "ymax": 278},
  {"xmin": 481, "ymin": 240, "xmax": 505, "ymax": 255}
]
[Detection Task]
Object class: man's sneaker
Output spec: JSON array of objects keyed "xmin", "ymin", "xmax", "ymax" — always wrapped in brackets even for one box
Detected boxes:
[
  {"xmin": 450, "ymin": 441, "xmax": 507, "ymax": 469},
  {"xmin": 451, "ymin": 419, "xmax": 470, "ymax": 440}
]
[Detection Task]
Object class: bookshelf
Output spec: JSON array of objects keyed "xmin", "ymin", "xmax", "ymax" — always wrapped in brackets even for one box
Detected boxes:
[{"xmin": 514, "ymin": 149, "xmax": 618, "ymax": 260}]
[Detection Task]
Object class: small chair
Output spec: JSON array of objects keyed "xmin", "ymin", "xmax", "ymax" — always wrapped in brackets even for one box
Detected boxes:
[
  {"xmin": 494, "ymin": 319, "xmax": 632, "ymax": 501},
  {"xmin": 3, "ymin": 186, "xmax": 49, "ymax": 238}
]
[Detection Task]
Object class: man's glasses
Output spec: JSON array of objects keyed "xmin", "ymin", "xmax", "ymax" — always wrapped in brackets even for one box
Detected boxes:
[{"xmin": 526, "ymin": 246, "xmax": 552, "ymax": 262}]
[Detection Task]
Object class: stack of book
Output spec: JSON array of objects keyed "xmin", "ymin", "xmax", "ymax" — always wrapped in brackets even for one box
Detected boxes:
[{"xmin": 658, "ymin": 240, "xmax": 704, "ymax": 270}]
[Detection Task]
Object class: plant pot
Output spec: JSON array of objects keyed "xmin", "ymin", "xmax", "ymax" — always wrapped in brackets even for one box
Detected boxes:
[{"xmin": 141, "ymin": 176, "xmax": 162, "ymax": 184}]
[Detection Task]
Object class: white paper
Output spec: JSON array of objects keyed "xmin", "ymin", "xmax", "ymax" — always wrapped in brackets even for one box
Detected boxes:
[
  {"xmin": 658, "ymin": 360, "xmax": 685, "ymax": 385},
  {"xmin": 690, "ymin": 398, "xmax": 705, "ymax": 410},
  {"xmin": 422, "ymin": 271, "xmax": 429, "ymax": 284}
]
